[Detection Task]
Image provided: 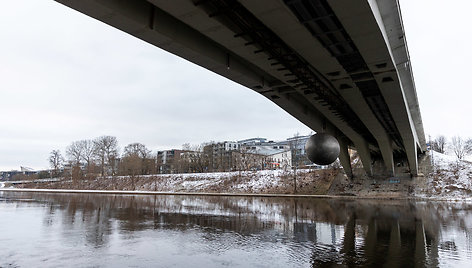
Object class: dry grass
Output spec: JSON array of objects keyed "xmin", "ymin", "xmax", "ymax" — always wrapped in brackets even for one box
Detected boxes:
[{"xmin": 14, "ymin": 169, "xmax": 339, "ymax": 195}]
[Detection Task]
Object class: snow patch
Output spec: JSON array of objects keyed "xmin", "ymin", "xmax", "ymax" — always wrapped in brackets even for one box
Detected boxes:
[
  {"xmin": 7, "ymin": 168, "xmax": 325, "ymax": 195},
  {"xmin": 422, "ymin": 151, "xmax": 472, "ymax": 200}
]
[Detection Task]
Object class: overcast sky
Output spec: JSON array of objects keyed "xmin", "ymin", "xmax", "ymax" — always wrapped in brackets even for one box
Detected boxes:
[{"xmin": 1, "ymin": 0, "xmax": 470, "ymax": 170}]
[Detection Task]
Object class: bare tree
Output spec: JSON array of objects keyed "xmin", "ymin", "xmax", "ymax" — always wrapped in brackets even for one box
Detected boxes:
[
  {"xmin": 177, "ymin": 143, "xmax": 191, "ymax": 173},
  {"xmin": 48, "ymin": 150, "xmax": 64, "ymax": 177},
  {"xmin": 198, "ymin": 142, "xmax": 212, "ymax": 173},
  {"xmin": 66, "ymin": 141, "xmax": 83, "ymax": 167},
  {"xmin": 431, "ymin": 135, "xmax": 446, "ymax": 153},
  {"xmin": 80, "ymin": 139, "xmax": 95, "ymax": 175},
  {"xmin": 93, "ymin": 136, "xmax": 119, "ymax": 177},
  {"xmin": 289, "ymin": 132, "xmax": 301, "ymax": 193},
  {"xmin": 124, "ymin": 143, "xmax": 151, "ymax": 158},
  {"xmin": 120, "ymin": 154, "xmax": 141, "ymax": 190},
  {"xmin": 234, "ymin": 147, "xmax": 266, "ymax": 175},
  {"xmin": 179, "ymin": 143, "xmax": 207, "ymax": 173},
  {"xmin": 451, "ymin": 136, "xmax": 468, "ymax": 160},
  {"xmin": 122, "ymin": 143, "xmax": 152, "ymax": 175},
  {"xmin": 66, "ymin": 141, "xmax": 87, "ymax": 182},
  {"xmin": 181, "ymin": 143, "xmax": 191, "ymax": 151},
  {"xmin": 235, "ymin": 147, "xmax": 251, "ymax": 176},
  {"xmin": 202, "ymin": 142, "xmax": 215, "ymax": 172}
]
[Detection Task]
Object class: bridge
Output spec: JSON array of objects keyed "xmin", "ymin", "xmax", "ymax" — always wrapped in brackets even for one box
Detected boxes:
[{"xmin": 54, "ymin": 0, "xmax": 426, "ymax": 177}]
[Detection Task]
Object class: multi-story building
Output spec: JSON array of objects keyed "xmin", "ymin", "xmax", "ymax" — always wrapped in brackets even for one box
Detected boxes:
[
  {"xmin": 286, "ymin": 135, "xmax": 311, "ymax": 167},
  {"xmin": 179, "ymin": 150, "xmax": 206, "ymax": 173},
  {"xmin": 208, "ymin": 141, "xmax": 240, "ymax": 172},
  {"xmin": 155, "ymin": 135, "xmax": 312, "ymax": 173},
  {"xmin": 239, "ymin": 138, "xmax": 289, "ymax": 150},
  {"xmin": 266, "ymin": 150, "xmax": 292, "ymax": 169},
  {"xmin": 244, "ymin": 146, "xmax": 292, "ymax": 169},
  {"xmin": 156, "ymin": 149, "xmax": 184, "ymax": 174}
]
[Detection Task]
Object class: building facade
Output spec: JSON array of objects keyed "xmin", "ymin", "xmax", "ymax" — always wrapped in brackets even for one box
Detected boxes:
[{"xmin": 156, "ymin": 149, "xmax": 184, "ymax": 174}]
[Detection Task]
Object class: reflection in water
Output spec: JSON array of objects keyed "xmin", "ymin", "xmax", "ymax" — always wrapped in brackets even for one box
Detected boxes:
[{"xmin": 1, "ymin": 192, "xmax": 472, "ymax": 267}]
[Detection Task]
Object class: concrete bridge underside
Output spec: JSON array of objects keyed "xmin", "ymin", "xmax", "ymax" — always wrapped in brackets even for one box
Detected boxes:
[{"xmin": 54, "ymin": 0, "xmax": 426, "ymax": 177}]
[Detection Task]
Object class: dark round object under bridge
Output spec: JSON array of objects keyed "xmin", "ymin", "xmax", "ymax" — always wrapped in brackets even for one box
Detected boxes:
[{"xmin": 305, "ymin": 133, "xmax": 340, "ymax": 165}]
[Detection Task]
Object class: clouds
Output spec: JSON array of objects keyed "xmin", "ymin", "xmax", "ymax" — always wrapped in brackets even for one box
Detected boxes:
[{"xmin": 0, "ymin": 0, "xmax": 312, "ymax": 170}]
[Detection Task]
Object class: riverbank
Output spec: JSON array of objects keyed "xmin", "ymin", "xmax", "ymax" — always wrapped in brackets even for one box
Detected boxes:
[
  {"xmin": 0, "ymin": 187, "xmax": 366, "ymax": 199},
  {"xmin": 2, "ymin": 151, "xmax": 471, "ymax": 201},
  {"xmin": 2, "ymin": 185, "xmax": 471, "ymax": 202},
  {"xmin": 1, "ymin": 169, "xmax": 416, "ymax": 199},
  {"xmin": 5, "ymin": 169, "xmax": 338, "ymax": 195}
]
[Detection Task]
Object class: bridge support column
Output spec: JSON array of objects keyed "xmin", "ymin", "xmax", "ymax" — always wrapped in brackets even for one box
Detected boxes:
[
  {"xmin": 355, "ymin": 140, "xmax": 373, "ymax": 177},
  {"xmin": 405, "ymin": 139, "xmax": 418, "ymax": 176},
  {"xmin": 379, "ymin": 139, "xmax": 395, "ymax": 177},
  {"xmin": 338, "ymin": 138, "xmax": 353, "ymax": 179}
]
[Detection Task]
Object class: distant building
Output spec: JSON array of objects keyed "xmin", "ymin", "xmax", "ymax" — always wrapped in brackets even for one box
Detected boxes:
[
  {"xmin": 286, "ymin": 135, "xmax": 310, "ymax": 154},
  {"xmin": 156, "ymin": 149, "xmax": 184, "ymax": 174},
  {"xmin": 0, "ymin": 168, "xmax": 42, "ymax": 181},
  {"xmin": 238, "ymin": 137, "xmax": 267, "ymax": 146},
  {"xmin": 20, "ymin": 166, "xmax": 34, "ymax": 172},
  {"xmin": 286, "ymin": 135, "xmax": 311, "ymax": 167},
  {"xmin": 179, "ymin": 150, "xmax": 206, "ymax": 173},
  {"xmin": 267, "ymin": 150, "xmax": 292, "ymax": 169},
  {"xmin": 152, "ymin": 134, "xmax": 312, "ymax": 174},
  {"xmin": 207, "ymin": 141, "xmax": 240, "ymax": 172},
  {"xmin": 245, "ymin": 147, "xmax": 292, "ymax": 169},
  {"xmin": 239, "ymin": 137, "xmax": 289, "ymax": 151}
]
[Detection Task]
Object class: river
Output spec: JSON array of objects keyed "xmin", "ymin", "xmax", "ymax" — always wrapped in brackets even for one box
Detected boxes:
[{"xmin": 1, "ymin": 191, "xmax": 471, "ymax": 267}]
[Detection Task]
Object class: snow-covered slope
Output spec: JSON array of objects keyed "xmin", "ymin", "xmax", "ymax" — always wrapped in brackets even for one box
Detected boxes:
[
  {"xmin": 9, "ymin": 168, "xmax": 338, "ymax": 195},
  {"xmin": 420, "ymin": 151, "xmax": 472, "ymax": 199}
]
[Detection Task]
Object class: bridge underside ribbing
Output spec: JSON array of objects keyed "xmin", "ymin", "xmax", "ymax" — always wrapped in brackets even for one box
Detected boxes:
[{"xmin": 54, "ymin": 0, "xmax": 426, "ymax": 177}]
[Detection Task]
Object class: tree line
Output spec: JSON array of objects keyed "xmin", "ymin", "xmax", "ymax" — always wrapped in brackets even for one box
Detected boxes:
[
  {"xmin": 49, "ymin": 135, "xmax": 156, "ymax": 180},
  {"xmin": 430, "ymin": 135, "xmax": 472, "ymax": 159},
  {"xmin": 47, "ymin": 134, "xmax": 472, "ymax": 181},
  {"xmin": 48, "ymin": 135, "xmax": 302, "ymax": 180}
]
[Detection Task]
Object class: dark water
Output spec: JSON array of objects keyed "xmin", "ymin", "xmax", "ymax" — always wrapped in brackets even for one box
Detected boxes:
[{"xmin": 1, "ymin": 192, "xmax": 471, "ymax": 267}]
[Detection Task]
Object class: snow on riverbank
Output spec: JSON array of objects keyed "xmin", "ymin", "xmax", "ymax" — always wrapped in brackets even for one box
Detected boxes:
[
  {"xmin": 137, "ymin": 169, "xmax": 319, "ymax": 193},
  {"xmin": 419, "ymin": 151, "xmax": 472, "ymax": 199},
  {"xmin": 159, "ymin": 169, "xmax": 294, "ymax": 192},
  {"xmin": 11, "ymin": 168, "xmax": 337, "ymax": 195},
  {"xmin": 7, "ymin": 153, "xmax": 470, "ymax": 200}
]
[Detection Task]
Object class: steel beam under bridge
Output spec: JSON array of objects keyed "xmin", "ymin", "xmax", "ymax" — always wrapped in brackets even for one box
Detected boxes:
[{"xmin": 54, "ymin": 0, "xmax": 426, "ymax": 177}]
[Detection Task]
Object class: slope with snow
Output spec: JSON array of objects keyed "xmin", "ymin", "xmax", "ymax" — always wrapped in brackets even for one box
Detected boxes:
[{"xmin": 418, "ymin": 151, "xmax": 472, "ymax": 199}]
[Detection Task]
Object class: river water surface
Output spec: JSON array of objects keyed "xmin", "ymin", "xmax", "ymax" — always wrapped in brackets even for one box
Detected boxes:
[{"xmin": 1, "ymin": 191, "xmax": 472, "ymax": 267}]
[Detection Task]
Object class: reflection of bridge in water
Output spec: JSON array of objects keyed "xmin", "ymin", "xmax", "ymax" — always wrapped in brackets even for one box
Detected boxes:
[
  {"xmin": 321, "ymin": 211, "xmax": 437, "ymax": 267},
  {"xmin": 7, "ymin": 192, "xmax": 469, "ymax": 266}
]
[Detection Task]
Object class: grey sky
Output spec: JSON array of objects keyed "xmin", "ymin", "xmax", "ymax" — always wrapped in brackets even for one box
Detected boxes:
[
  {"xmin": 400, "ymin": 0, "xmax": 472, "ymax": 138},
  {"xmin": 0, "ymin": 0, "xmax": 470, "ymax": 170}
]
